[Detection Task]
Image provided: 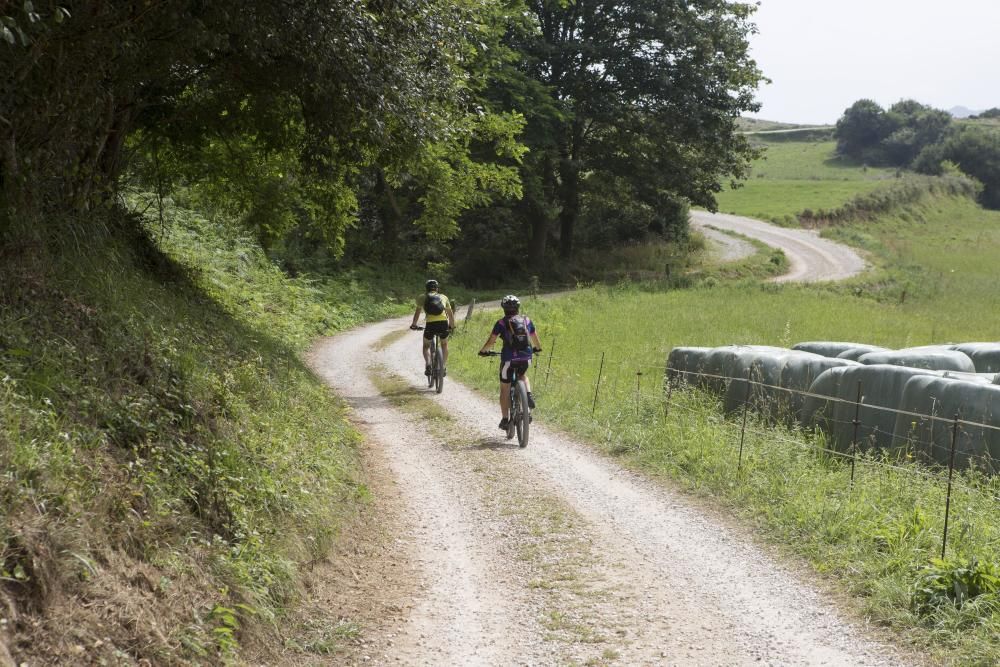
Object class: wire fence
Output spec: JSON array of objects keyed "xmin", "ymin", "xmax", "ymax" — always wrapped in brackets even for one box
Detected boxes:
[{"xmin": 469, "ymin": 336, "xmax": 1000, "ymax": 559}]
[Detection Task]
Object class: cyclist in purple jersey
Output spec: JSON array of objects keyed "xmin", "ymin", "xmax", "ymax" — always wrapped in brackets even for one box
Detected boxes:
[{"xmin": 478, "ymin": 295, "xmax": 542, "ymax": 430}]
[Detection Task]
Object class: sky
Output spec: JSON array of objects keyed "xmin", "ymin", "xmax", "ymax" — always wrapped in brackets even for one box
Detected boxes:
[{"xmin": 747, "ymin": 0, "xmax": 1000, "ymax": 125}]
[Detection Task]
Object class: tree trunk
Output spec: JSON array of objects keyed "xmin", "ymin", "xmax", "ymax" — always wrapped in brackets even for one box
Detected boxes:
[
  {"xmin": 528, "ymin": 214, "xmax": 547, "ymax": 269},
  {"xmin": 557, "ymin": 157, "xmax": 579, "ymax": 259},
  {"xmin": 377, "ymin": 169, "xmax": 402, "ymax": 261},
  {"xmin": 557, "ymin": 122, "xmax": 583, "ymax": 260}
]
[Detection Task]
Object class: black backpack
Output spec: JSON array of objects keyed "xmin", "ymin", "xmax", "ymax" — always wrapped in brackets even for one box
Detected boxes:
[
  {"xmin": 424, "ymin": 293, "xmax": 445, "ymax": 315},
  {"xmin": 505, "ymin": 315, "xmax": 530, "ymax": 351}
]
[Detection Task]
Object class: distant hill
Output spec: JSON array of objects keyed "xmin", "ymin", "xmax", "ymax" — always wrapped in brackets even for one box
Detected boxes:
[
  {"xmin": 949, "ymin": 106, "xmax": 983, "ymax": 119},
  {"xmin": 737, "ymin": 117, "xmax": 806, "ymax": 132}
]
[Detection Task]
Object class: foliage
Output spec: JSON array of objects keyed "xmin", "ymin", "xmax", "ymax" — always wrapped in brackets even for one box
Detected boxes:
[
  {"xmin": 919, "ymin": 126, "xmax": 1000, "ymax": 210},
  {"xmin": 834, "ymin": 99, "xmax": 952, "ymax": 167},
  {"xmin": 492, "ymin": 0, "xmax": 765, "ymax": 264},
  {"xmin": 911, "ymin": 558, "xmax": 1000, "ymax": 616}
]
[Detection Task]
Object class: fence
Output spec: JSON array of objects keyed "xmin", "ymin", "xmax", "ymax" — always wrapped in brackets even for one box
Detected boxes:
[{"xmin": 479, "ymin": 337, "xmax": 1000, "ymax": 560}]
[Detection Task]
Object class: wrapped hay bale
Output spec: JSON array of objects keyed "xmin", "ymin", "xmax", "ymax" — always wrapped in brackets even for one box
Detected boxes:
[
  {"xmin": 700, "ymin": 345, "xmax": 787, "ymax": 394},
  {"xmin": 793, "ymin": 341, "xmax": 888, "ymax": 359},
  {"xmin": 892, "ymin": 375, "xmax": 1000, "ymax": 470},
  {"xmin": 722, "ymin": 349, "xmax": 839, "ymax": 420},
  {"xmin": 803, "ymin": 364, "xmax": 940, "ymax": 452},
  {"xmin": 835, "ymin": 345, "xmax": 892, "ymax": 361},
  {"xmin": 857, "ymin": 349, "xmax": 975, "ymax": 373},
  {"xmin": 952, "ymin": 343, "xmax": 1000, "ymax": 374},
  {"xmin": 666, "ymin": 347, "xmax": 712, "ymax": 387}
]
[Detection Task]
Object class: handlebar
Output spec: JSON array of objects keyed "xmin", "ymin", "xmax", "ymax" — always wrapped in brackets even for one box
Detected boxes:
[
  {"xmin": 478, "ymin": 348, "xmax": 542, "ymax": 357},
  {"xmin": 410, "ymin": 325, "xmax": 424, "ymax": 330}
]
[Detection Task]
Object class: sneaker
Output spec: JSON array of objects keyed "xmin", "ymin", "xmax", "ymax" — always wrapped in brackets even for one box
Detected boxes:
[
  {"xmin": 527, "ymin": 392, "xmax": 536, "ymax": 409},
  {"xmin": 424, "ymin": 365, "xmax": 431, "ymax": 376},
  {"xmin": 499, "ymin": 417, "xmax": 509, "ymax": 430}
]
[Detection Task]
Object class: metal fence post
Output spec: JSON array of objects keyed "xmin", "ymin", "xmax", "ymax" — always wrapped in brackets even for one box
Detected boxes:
[
  {"xmin": 591, "ymin": 352, "xmax": 605, "ymax": 416},
  {"xmin": 544, "ymin": 336, "xmax": 556, "ymax": 387},
  {"xmin": 941, "ymin": 414, "xmax": 960, "ymax": 560},
  {"xmin": 850, "ymin": 380, "xmax": 862, "ymax": 488},
  {"xmin": 663, "ymin": 362, "xmax": 673, "ymax": 418},
  {"xmin": 635, "ymin": 370, "xmax": 643, "ymax": 418},
  {"xmin": 737, "ymin": 368, "xmax": 752, "ymax": 473}
]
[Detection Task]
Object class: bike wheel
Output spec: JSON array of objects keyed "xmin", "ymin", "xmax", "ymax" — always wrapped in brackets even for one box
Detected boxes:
[
  {"xmin": 427, "ymin": 337, "xmax": 435, "ymax": 388},
  {"xmin": 514, "ymin": 380, "xmax": 530, "ymax": 448},
  {"xmin": 505, "ymin": 387, "xmax": 516, "ymax": 440},
  {"xmin": 434, "ymin": 345, "xmax": 444, "ymax": 394}
]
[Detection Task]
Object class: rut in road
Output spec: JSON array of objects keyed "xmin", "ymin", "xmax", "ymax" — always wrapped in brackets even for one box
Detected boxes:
[{"xmin": 309, "ymin": 316, "xmax": 915, "ymax": 666}]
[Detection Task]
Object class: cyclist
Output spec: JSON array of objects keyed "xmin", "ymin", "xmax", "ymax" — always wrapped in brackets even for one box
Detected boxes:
[
  {"xmin": 478, "ymin": 295, "xmax": 541, "ymax": 430},
  {"xmin": 410, "ymin": 279, "xmax": 456, "ymax": 377}
]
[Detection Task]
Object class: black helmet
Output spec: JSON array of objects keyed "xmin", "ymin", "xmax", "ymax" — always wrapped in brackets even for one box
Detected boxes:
[
  {"xmin": 501, "ymin": 294, "xmax": 520, "ymax": 314},
  {"xmin": 425, "ymin": 279, "xmax": 439, "ymax": 292}
]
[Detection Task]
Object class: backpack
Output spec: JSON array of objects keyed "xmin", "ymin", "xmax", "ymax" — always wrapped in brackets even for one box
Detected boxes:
[
  {"xmin": 424, "ymin": 293, "xmax": 445, "ymax": 316},
  {"xmin": 505, "ymin": 315, "xmax": 531, "ymax": 352}
]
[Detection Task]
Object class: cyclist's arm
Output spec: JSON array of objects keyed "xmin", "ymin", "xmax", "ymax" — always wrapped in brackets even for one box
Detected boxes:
[
  {"xmin": 479, "ymin": 333, "xmax": 499, "ymax": 354},
  {"xmin": 410, "ymin": 307, "xmax": 422, "ymax": 328},
  {"xmin": 530, "ymin": 331, "xmax": 542, "ymax": 350},
  {"xmin": 446, "ymin": 304, "xmax": 456, "ymax": 329}
]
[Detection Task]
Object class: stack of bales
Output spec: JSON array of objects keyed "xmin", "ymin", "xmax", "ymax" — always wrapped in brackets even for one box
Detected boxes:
[
  {"xmin": 721, "ymin": 349, "xmax": 858, "ymax": 422},
  {"xmin": 667, "ymin": 341, "xmax": 1000, "ymax": 470}
]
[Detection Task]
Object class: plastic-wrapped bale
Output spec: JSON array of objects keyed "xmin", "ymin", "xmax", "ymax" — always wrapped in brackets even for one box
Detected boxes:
[
  {"xmin": 780, "ymin": 356, "xmax": 861, "ymax": 422},
  {"xmin": 700, "ymin": 345, "xmax": 787, "ymax": 395},
  {"xmin": 802, "ymin": 366, "xmax": 856, "ymax": 432},
  {"xmin": 835, "ymin": 345, "xmax": 892, "ymax": 361},
  {"xmin": 952, "ymin": 343, "xmax": 1000, "ymax": 373},
  {"xmin": 666, "ymin": 347, "xmax": 712, "ymax": 388},
  {"xmin": 722, "ymin": 349, "xmax": 829, "ymax": 419},
  {"xmin": 805, "ymin": 364, "xmax": 941, "ymax": 453},
  {"xmin": 793, "ymin": 342, "xmax": 888, "ymax": 359},
  {"xmin": 892, "ymin": 375, "xmax": 1000, "ymax": 470},
  {"xmin": 857, "ymin": 349, "xmax": 975, "ymax": 373}
]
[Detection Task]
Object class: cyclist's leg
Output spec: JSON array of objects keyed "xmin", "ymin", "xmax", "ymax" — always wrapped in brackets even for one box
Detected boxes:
[
  {"xmin": 499, "ymin": 362, "xmax": 512, "ymax": 420},
  {"xmin": 421, "ymin": 334, "xmax": 432, "ymax": 371},
  {"xmin": 439, "ymin": 328, "xmax": 450, "ymax": 372}
]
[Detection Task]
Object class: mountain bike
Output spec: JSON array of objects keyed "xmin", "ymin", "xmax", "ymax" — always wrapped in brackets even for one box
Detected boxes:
[
  {"xmin": 411, "ymin": 326, "xmax": 445, "ymax": 394},
  {"xmin": 478, "ymin": 351, "xmax": 540, "ymax": 448}
]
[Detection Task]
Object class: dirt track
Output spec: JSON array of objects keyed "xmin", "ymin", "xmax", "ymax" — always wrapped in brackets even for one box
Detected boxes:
[
  {"xmin": 308, "ymin": 308, "xmax": 915, "ymax": 666},
  {"xmin": 690, "ymin": 210, "xmax": 866, "ymax": 282}
]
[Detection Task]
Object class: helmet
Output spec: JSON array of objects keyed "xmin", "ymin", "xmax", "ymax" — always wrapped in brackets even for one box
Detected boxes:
[
  {"xmin": 500, "ymin": 294, "xmax": 520, "ymax": 314},
  {"xmin": 425, "ymin": 279, "xmax": 439, "ymax": 292}
]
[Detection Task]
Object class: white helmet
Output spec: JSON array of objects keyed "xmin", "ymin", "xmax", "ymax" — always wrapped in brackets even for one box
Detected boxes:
[{"xmin": 501, "ymin": 294, "xmax": 520, "ymax": 314}]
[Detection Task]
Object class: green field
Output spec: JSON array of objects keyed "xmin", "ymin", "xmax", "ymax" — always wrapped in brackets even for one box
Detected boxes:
[
  {"xmin": 715, "ymin": 140, "xmax": 902, "ymax": 221},
  {"xmin": 448, "ymin": 154, "xmax": 1000, "ymax": 663}
]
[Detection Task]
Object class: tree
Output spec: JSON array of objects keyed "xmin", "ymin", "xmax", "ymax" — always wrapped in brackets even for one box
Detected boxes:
[
  {"xmin": 939, "ymin": 127, "xmax": 1000, "ymax": 209},
  {"xmin": 834, "ymin": 99, "xmax": 893, "ymax": 162},
  {"xmin": 504, "ymin": 0, "xmax": 764, "ymax": 262}
]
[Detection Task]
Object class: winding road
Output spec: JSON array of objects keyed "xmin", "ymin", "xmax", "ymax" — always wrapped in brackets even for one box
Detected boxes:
[
  {"xmin": 690, "ymin": 210, "xmax": 866, "ymax": 282},
  {"xmin": 303, "ymin": 218, "xmax": 902, "ymax": 665}
]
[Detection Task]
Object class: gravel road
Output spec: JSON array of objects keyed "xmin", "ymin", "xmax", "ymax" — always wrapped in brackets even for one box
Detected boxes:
[
  {"xmin": 308, "ymin": 311, "xmax": 916, "ymax": 666},
  {"xmin": 690, "ymin": 210, "xmax": 866, "ymax": 282}
]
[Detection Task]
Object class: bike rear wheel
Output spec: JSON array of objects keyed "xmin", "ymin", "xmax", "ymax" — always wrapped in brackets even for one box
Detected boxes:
[
  {"xmin": 434, "ymin": 344, "xmax": 444, "ymax": 394},
  {"xmin": 514, "ymin": 380, "xmax": 530, "ymax": 447},
  {"xmin": 427, "ymin": 337, "xmax": 435, "ymax": 388}
]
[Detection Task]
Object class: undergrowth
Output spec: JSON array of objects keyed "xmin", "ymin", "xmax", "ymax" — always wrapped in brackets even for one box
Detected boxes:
[{"xmin": 0, "ymin": 199, "xmax": 417, "ymax": 664}]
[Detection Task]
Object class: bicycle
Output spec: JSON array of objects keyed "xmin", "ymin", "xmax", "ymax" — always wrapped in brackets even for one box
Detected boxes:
[
  {"xmin": 478, "ymin": 350, "xmax": 540, "ymax": 448},
  {"xmin": 411, "ymin": 325, "xmax": 445, "ymax": 394}
]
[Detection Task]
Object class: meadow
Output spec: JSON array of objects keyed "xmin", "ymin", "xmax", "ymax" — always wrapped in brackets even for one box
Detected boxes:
[
  {"xmin": 715, "ymin": 140, "xmax": 902, "ymax": 221},
  {"xmin": 448, "ymin": 156, "xmax": 1000, "ymax": 664}
]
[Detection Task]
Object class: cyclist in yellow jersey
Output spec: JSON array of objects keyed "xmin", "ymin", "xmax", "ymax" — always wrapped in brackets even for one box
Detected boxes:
[{"xmin": 410, "ymin": 279, "xmax": 456, "ymax": 376}]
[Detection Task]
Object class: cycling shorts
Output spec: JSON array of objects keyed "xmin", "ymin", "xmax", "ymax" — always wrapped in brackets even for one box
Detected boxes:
[
  {"xmin": 423, "ymin": 320, "xmax": 451, "ymax": 340},
  {"xmin": 499, "ymin": 359, "xmax": 529, "ymax": 383}
]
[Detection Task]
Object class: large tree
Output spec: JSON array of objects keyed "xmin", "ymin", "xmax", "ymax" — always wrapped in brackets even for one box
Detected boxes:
[{"xmin": 505, "ymin": 0, "xmax": 764, "ymax": 262}]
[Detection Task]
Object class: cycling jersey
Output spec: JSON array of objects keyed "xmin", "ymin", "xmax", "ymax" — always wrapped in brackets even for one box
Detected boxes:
[
  {"xmin": 416, "ymin": 292, "xmax": 452, "ymax": 323},
  {"xmin": 492, "ymin": 316, "xmax": 536, "ymax": 363}
]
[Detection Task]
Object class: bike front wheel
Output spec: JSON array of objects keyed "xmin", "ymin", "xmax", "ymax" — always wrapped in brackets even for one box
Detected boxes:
[
  {"xmin": 514, "ymin": 380, "xmax": 530, "ymax": 448},
  {"xmin": 434, "ymin": 345, "xmax": 444, "ymax": 394}
]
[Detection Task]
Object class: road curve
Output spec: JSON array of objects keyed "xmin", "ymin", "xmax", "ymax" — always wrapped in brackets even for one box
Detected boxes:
[{"xmin": 690, "ymin": 210, "xmax": 866, "ymax": 282}]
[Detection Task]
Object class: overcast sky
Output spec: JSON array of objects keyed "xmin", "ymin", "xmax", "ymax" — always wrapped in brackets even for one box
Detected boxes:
[{"xmin": 747, "ymin": 0, "xmax": 1000, "ymax": 124}]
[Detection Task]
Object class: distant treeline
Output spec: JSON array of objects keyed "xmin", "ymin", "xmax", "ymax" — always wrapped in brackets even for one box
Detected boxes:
[{"xmin": 835, "ymin": 100, "xmax": 1000, "ymax": 209}]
